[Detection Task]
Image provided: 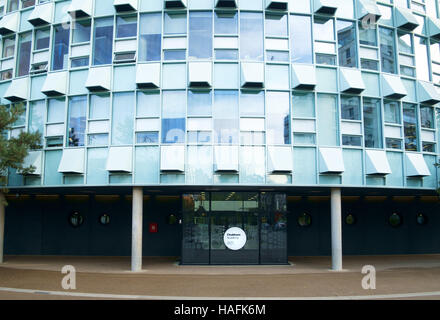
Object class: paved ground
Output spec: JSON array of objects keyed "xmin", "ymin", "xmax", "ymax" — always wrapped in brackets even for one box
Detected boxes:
[{"xmin": 0, "ymin": 255, "xmax": 439, "ymax": 300}]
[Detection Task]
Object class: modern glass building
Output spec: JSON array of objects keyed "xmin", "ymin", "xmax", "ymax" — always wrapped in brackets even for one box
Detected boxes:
[{"xmin": 0, "ymin": 0, "xmax": 440, "ymax": 270}]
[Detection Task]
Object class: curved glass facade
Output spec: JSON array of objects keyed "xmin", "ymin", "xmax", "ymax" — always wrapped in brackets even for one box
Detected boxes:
[{"xmin": 0, "ymin": 0, "xmax": 439, "ymax": 190}]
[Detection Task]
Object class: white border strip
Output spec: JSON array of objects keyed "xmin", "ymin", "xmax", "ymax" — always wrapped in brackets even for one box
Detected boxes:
[{"xmin": 0, "ymin": 287, "xmax": 440, "ymax": 300}]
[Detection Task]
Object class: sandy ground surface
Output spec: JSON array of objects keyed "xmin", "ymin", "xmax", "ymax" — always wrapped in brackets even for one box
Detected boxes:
[{"xmin": 0, "ymin": 255, "xmax": 439, "ymax": 299}]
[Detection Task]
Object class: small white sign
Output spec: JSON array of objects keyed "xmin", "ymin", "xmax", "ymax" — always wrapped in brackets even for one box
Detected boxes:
[{"xmin": 224, "ymin": 227, "xmax": 247, "ymax": 251}]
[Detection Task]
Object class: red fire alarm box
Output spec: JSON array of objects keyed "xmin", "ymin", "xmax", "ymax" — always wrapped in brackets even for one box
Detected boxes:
[{"xmin": 149, "ymin": 223, "xmax": 158, "ymax": 233}]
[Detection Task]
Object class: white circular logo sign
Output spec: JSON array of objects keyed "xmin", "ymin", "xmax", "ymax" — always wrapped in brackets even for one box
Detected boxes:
[{"xmin": 224, "ymin": 227, "xmax": 247, "ymax": 251}]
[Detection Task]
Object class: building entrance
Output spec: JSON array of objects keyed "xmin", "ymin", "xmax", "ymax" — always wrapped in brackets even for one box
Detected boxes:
[{"xmin": 181, "ymin": 192, "xmax": 287, "ymax": 265}]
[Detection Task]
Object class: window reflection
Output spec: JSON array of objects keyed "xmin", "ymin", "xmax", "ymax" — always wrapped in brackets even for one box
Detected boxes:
[{"xmin": 240, "ymin": 12, "xmax": 263, "ymax": 61}]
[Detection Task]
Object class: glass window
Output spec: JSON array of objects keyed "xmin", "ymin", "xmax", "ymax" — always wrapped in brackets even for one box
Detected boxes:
[
  {"xmin": 52, "ymin": 25, "xmax": 70, "ymax": 70},
  {"xmin": 386, "ymin": 138, "xmax": 402, "ymax": 150},
  {"xmin": 265, "ymin": 14, "xmax": 287, "ymax": 37},
  {"xmin": 88, "ymin": 133, "xmax": 108, "ymax": 146},
  {"xmin": 7, "ymin": 0, "xmax": 18, "ymax": 12},
  {"xmin": 341, "ymin": 96, "xmax": 361, "ymax": 120},
  {"xmin": 403, "ymin": 103, "xmax": 418, "ymax": 151},
  {"xmin": 51, "ymin": 24, "xmax": 70, "ymax": 71},
  {"xmin": 266, "ymin": 92, "xmax": 290, "ymax": 145},
  {"xmin": 342, "ymin": 135, "xmax": 362, "ymax": 146},
  {"xmin": 139, "ymin": 13, "xmax": 161, "ymax": 62},
  {"xmin": 136, "ymin": 132, "xmax": 159, "ymax": 144},
  {"xmin": 314, "ymin": 17, "xmax": 335, "ymax": 41},
  {"xmin": 93, "ymin": 17, "xmax": 113, "ymax": 66},
  {"xmin": 137, "ymin": 91, "xmax": 160, "ymax": 117},
  {"xmin": 240, "ymin": 12, "xmax": 263, "ymax": 61},
  {"xmin": 213, "ymin": 90, "xmax": 239, "ymax": 144},
  {"xmin": 29, "ymin": 100, "xmax": 45, "ymax": 135},
  {"xmin": 290, "ymin": 15, "xmax": 312, "ymax": 63},
  {"xmin": 359, "ymin": 22, "xmax": 377, "ymax": 46},
  {"xmin": 116, "ymin": 15, "xmax": 137, "ymax": 39},
  {"xmin": 292, "ymin": 92, "xmax": 314, "ymax": 118},
  {"xmin": 337, "ymin": 20, "xmax": 357, "ymax": 68},
  {"xmin": 188, "ymin": 90, "xmax": 212, "ymax": 117},
  {"xmin": 47, "ymin": 98, "xmax": 65, "ymax": 123},
  {"xmin": 384, "ymin": 100, "xmax": 401, "ymax": 124},
  {"xmin": 215, "ymin": 49, "xmax": 238, "ymax": 60},
  {"xmin": 414, "ymin": 36, "xmax": 430, "ymax": 81},
  {"xmin": 214, "ymin": 12, "xmax": 238, "ymax": 35},
  {"xmin": 420, "ymin": 105, "xmax": 434, "ymax": 128},
  {"xmin": 363, "ymin": 98, "xmax": 383, "ymax": 148},
  {"xmin": 72, "ymin": 19, "xmax": 91, "ymax": 44},
  {"xmin": 22, "ymin": 0, "xmax": 35, "ymax": 8},
  {"xmin": 35, "ymin": 28, "xmax": 50, "ymax": 50},
  {"xmin": 111, "ymin": 92, "xmax": 134, "ymax": 145},
  {"xmin": 164, "ymin": 13, "xmax": 187, "ymax": 35},
  {"xmin": 240, "ymin": 91, "xmax": 264, "ymax": 117},
  {"xmin": 317, "ymin": 94, "xmax": 339, "ymax": 146},
  {"xmin": 2, "ymin": 37, "xmax": 15, "ymax": 58},
  {"xmin": 17, "ymin": 32, "xmax": 32, "ymax": 77},
  {"xmin": 67, "ymin": 96, "xmax": 87, "ymax": 147},
  {"xmin": 189, "ymin": 12, "xmax": 212, "ymax": 60},
  {"xmin": 379, "ymin": 27, "xmax": 396, "ymax": 74},
  {"xmin": 398, "ymin": 32, "xmax": 413, "ymax": 54},
  {"xmin": 71, "ymin": 57, "xmax": 89, "ymax": 68},
  {"xmin": 89, "ymin": 94, "xmax": 110, "ymax": 120},
  {"xmin": 422, "ymin": 141, "xmax": 436, "ymax": 152},
  {"xmin": 162, "ymin": 91, "xmax": 186, "ymax": 144}
]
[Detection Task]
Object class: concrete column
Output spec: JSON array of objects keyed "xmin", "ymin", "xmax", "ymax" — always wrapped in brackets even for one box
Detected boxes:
[
  {"xmin": 131, "ymin": 187, "xmax": 143, "ymax": 272},
  {"xmin": 0, "ymin": 193, "xmax": 5, "ymax": 264},
  {"xmin": 331, "ymin": 188, "xmax": 342, "ymax": 271}
]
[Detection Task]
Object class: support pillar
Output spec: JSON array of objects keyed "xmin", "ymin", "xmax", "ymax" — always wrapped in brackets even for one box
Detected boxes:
[
  {"xmin": 131, "ymin": 187, "xmax": 143, "ymax": 272},
  {"xmin": 331, "ymin": 188, "xmax": 342, "ymax": 271},
  {"xmin": 0, "ymin": 193, "xmax": 5, "ymax": 264}
]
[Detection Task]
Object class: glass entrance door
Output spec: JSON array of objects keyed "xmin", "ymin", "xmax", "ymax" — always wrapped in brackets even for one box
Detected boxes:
[
  {"xmin": 210, "ymin": 192, "xmax": 259, "ymax": 264},
  {"xmin": 181, "ymin": 192, "xmax": 287, "ymax": 265}
]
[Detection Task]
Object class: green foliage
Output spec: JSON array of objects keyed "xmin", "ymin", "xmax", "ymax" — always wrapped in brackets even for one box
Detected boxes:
[{"xmin": 0, "ymin": 103, "xmax": 42, "ymax": 189}]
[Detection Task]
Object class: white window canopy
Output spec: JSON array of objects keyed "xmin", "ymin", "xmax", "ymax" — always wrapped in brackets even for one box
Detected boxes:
[
  {"xmin": 114, "ymin": 0, "xmax": 137, "ymax": 12},
  {"xmin": 161, "ymin": 146, "xmax": 185, "ymax": 172},
  {"xmin": 381, "ymin": 74, "xmax": 407, "ymax": 99},
  {"xmin": 28, "ymin": 2, "xmax": 54, "ymax": 26},
  {"xmin": 268, "ymin": 146, "xmax": 293, "ymax": 173},
  {"xmin": 266, "ymin": 0, "xmax": 288, "ymax": 11},
  {"xmin": 215, "ymin": 0, "xmax": 237, "ymax": 8},
  {"xmin": 427, "ymin": 17, "xmax": 440, "ymax": 41},
  {"xmin": 41, "ymin": 72, "xmax": 68, "ymax": 97},
  {"xmin": 189, "ymin": 62, "xmax": 212, "ymax": 87},
  {"xmin": 165, "ymin": 0, "xmax": 187, "ymax": 9},
  {"xmin": 291, "ymin": 64, "xmax": 316, "ymax": 90},
  {"xmin": 136, "ymin": 63, "xmax": 161, "ymax": 89},
  {"xmin": 214, "ymin": 146, "xmax": 239, "ymax": 172},
  {"xmin": 405, "ymin": 153, "xmax": 431, "ymax": 177},
  {"xmin": 417, "ymin": 81, "xmax": 440, "ymax": 105},
  {"xmin": 319, "ymin": 148, "xmax": 345, "ymax": 174},
  {"xmin": 339, "ymin": 68, "xmax": 365, "ymax": 94},
  {"xmin": 313, "ymin": 0, "xmax": 338, "ymax": 15},
  {"xmin": 106, "ymin": 147, "xmax": 133, "ymax": 173},
  {"xmin": 85, "ymin": 66, "xmax": 112, "ymax": 92},
  {"xmin": 4, "ymin": 78, "xmax": 29, "ymax": 102},
  {"xmin": 241, "ymin": 62, "xmax": 264, "ymax": 88},
  {"xmin": 365, "ymin": 150, "xmax": 391, "ymax": 175},
  {"xmin": 0, "ymin": 12, "xmax": 19, "ymax": 35},
  {"xmin": 356, "ymin": 0, "xmax": 381, "ymax": 21},
  {"xmin": 395, "ymin": 6, "xmax": 419, "ymax": 31},
  {"xmin": 67, "ymin": 0, "xmax": 93, "ymax": 18},
  {"xmin": 58, "ymin": 149, "xmax": 85, "ymax": 174},
  {"xmin": 19, "ymin": 151, "xmax": 43, "ymax": 176}
]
